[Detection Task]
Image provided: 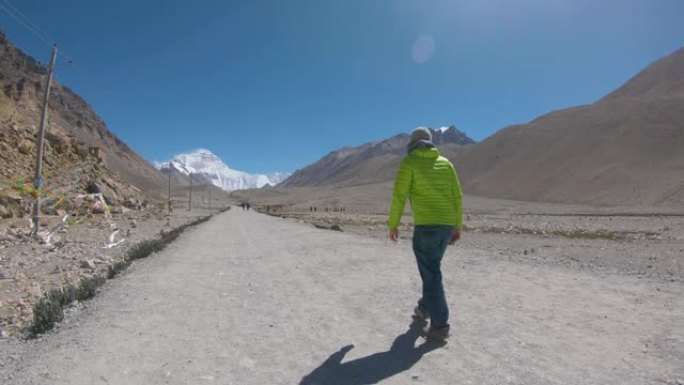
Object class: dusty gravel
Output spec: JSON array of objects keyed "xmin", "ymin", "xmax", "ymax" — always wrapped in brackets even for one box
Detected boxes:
[
  {"xmin": 0, "ymin": 209, "xmax": 682, "ymax": 384},
  {"xmin": 0, "ymin": 203, "xmax": 223, "ymax": 337}
]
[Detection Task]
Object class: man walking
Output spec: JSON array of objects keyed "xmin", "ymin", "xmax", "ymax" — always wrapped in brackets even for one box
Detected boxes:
[{"xmin": 388, "ymin": 127, "xmax": 463, "ymax": 340}]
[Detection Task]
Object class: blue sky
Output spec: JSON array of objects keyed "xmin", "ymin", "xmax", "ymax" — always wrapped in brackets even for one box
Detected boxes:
[{"xmin": 1, "ymin": 0, "xmax": 683, "ymax": 174}]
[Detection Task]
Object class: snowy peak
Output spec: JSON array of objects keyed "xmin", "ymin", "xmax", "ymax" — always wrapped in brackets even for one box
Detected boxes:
[
  {"xmin": 280, "ymin": 125, "xmax": 475, "ymax": 187},
  {"xmin": 158, "ymin": 149, "xmax": 223, "ymax": 175},
  {"xmin": 430, "ymin": 126, "xmax": 476, "ymax": 145},
  {"xmin": 266, "ymin": 172, "xmax": 290, "ymax": 185},
  {"xmin": 155, "ymin": 149, "xmax": 290, "ymax": 191}
]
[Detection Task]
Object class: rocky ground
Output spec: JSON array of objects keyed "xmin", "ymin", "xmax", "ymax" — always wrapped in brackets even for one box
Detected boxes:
[
  {"xmin": 262, "ymin": 205, "xmax": 684, "ymax": 283},
  {"xmin": 0, "ymin": 195, "xmax": 681, "ymax": 384},
  {"xmin": 0, "ymin": 208, "xmax": 681, "ymax": 384},
  {"xmin": 5, "ymin": 197, "xmax": 678, "ymax": 340},
  {"xmin": 0, "ymin": 201, "xmax": 226, "ymax": 338}
]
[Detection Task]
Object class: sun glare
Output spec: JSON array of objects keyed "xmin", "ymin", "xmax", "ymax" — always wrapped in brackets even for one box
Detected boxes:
[{"xmin": 411, "ymin": 35, "xmax": 436, "ymax": 64}]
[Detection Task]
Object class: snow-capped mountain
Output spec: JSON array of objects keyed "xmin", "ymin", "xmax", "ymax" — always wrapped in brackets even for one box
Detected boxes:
[
  {"xmin": 266, "ymin": 172, "xmax": 290, "ymax": 185},
  {"xmin": 155, "ymin": 149, "xmax": 290, "ymax": 191}
]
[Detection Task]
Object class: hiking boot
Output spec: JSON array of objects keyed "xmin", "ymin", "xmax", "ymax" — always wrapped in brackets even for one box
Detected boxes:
[
  {"xmin": 413, "ymin": 306, "xmax": 429, "ymax": 322},
  {"xmin": 425, "ymin": 325, "xmax": 450, "ymax": 340}
]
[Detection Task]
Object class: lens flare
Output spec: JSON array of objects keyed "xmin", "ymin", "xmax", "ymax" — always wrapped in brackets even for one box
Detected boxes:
[{"xmin": 411, "ymin": 35, "xmax": 436, "ymax": 64}]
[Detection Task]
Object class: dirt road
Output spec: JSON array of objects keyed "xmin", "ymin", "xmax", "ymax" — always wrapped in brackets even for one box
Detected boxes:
[{"xmin": 2, "ymin": 209, "xmax": 682, "ymax": 384}]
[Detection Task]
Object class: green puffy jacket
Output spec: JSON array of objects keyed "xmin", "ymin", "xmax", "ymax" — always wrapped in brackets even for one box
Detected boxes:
[{"xmin": 388, "ymin": 147, "xmax": 463, "ymax": 229}]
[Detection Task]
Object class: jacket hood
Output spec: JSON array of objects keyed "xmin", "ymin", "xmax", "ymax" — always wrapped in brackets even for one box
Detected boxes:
[
  {"xmin": 407, "ymin": 139, "xmax": 435, "ymax": 154},
  {"xmin": 410, "ymin": 146, "xmax": 440, "ymax": 159}
]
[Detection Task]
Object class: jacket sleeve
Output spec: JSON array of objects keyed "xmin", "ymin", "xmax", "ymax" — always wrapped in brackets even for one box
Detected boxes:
[
  {"xmin": 388, "ymin": 158, "xmax": 412, "ymax": 229},
  {"xmin": 450, "ymin": 164, "xmax": 464, "ymax": 230}
]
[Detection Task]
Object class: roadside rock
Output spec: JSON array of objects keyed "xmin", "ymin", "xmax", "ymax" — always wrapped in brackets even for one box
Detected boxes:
[
  {"xmin": 25, "ymin": 283, "xmax": 42, "ymax": 298},
  {"xmin": 45, "ymin": 131, "xmax": 71, "ymax": 154},
  {"xmin": 73, "ymin": 142, "xmax": 90, "ymax": 158},
  {"xmin": 0, "ymin": 141, "xmax": 11, "ymax": 154},
  {"xmin": 2, "ymin": 188, "xmax": 21, "ymax": 203},
  {"xmin": 80, "ymin": 259, "xmax": 96, "ymax": 270},
  {"xmin": 123, "ymin": 197, "xmax": 140, "ymax": 209},
  {"xmin": 91, "ymin": 201, "xmax": 106, "ymax": 214},
  {"xmin": 16, "ymin": 139, "xmax": 35, "ymax": 155}
]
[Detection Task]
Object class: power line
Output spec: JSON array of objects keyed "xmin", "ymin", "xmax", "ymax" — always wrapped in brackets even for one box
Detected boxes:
[
  {"xmin": 2, "ymin": 0, "xmax": 52, "ymax": 43},
  {"xmin": 0, "ymin": 0, "xmax": 76, "ymax": 61},
  {"xmin": 0, "ymin": 1, "xmax": 51, "ymax": 46},
  {"xmin": 0, "ymin": 0, "xmax": 102, "ymax": 103},
  {"xmin": 0, "ymin": 0, "xmax": 152, "ymax": 176}
]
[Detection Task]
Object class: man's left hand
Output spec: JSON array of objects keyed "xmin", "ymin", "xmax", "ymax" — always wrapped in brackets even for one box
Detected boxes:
[{"xmin": 449, "ymin": 229, "xmax": 461, "ymax": 245}]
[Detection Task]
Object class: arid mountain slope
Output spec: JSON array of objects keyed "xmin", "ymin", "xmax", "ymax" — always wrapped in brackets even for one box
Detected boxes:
[
  {"xmin": 0, "ymin": 30, "xmax": 170, "ymax": 196},
  {"xmin": 255, "ymin": 47, "xmax": 683, "ymax": 209},
  {"xmin": 456, "ymin": 46, "xmax": 684, "ymax": 207},
  {"xmin": 281, "ymin": 126, "xmax": 474, "ymax": 187}
]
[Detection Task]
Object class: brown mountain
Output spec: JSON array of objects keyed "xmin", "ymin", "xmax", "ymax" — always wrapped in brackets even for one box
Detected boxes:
[
  {"xmin": 0, "ymin": 30, "xmax": 173, "ymax": 206},
  {"xmin": 255, "ymin": 47, "xmax": 684, "ymax": 210},
  {"xmin": 456, "ymin": 46, "xmax": 684, "ymax": 207},
  {"xmin": 280, "ymin": 126, "xmax": 475, "ymax": 188}
]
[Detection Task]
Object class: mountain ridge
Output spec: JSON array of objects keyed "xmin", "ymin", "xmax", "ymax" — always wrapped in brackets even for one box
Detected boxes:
[
  {"xmin": 156, "ymin": 148, "xmax": 290, "ymax": 191},
  {"xmin": 280, "ymin": 126, "xmax": 474, "ymax": 188},
  {"xmin": 258, "ymin": 47, "xmax": 684, "ymax": 208},
  {"xmin": 454, "ymin": 45, "xmax": 684, "ymax": 206}
]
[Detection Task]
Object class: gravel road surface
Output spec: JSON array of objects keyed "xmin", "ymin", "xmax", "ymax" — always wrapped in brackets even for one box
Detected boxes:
[{"xmin": 2, "ymin": 209, "xmax": 682, "ymax": 384}]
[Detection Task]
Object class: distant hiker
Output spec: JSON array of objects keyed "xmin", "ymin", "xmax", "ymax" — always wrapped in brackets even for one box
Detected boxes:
[{"xmin": 388, "ymin": 127, "xmax": 463, "ymax": 340}]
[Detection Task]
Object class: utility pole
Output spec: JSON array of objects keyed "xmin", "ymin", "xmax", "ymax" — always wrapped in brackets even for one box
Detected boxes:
[
  {"xmin": 208, "ymin": 187, "xmax": 211, "ymax": 209},
  {"xmin": 188, "ymin": 173, "xmax": 193, "ymax": 211},
  {"xmin": 167, "ymin": 162, "xmax": 172, "ymax": 214},
  {"xmin": 32, "ymin": 45, "xmax": 58, "ymax": 238}
]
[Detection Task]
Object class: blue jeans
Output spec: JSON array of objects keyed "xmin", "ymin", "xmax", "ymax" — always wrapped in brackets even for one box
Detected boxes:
[{"xmin": 413, "ymin": 225, "xmax": 453, "ymax": 329}]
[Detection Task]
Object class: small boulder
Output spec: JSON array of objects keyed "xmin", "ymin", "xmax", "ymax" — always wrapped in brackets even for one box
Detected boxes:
[
  {"xmin": 91, "ymin": 200, "xmax": 106, "ymax": 214},
  {"xmin": 17, "ymin": 139, "xmax": 35, "ymax": 155},
  {"xmin": 45, "ymin": 131, "xmax": 71, "ymax": 154},
  {"xmin": 0, "ymin": 204, "xmax": 9, "ymax": 218},
  {"xmin": 80, "ymin": 259, "xmax": 96, "ymax": 270},
  {"xmin": 123, "ymin": 197, "xmax": 139, "ymax": 209},
  {"xmin": 3, "ymin": 188, "xmax": 22, "ymax": 202},
  {"xmin": 74, "ymin": 143, "xmax": 89, "ymax": 158},
  {"xmin": 85, "ymin": 182, "xmax": 101, "ymax": 194}
]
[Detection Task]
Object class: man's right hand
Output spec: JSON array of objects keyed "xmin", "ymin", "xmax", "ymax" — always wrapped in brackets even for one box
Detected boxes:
[
  {"xmin": 389, "ymin": 228, "xmax": 399, "ymax": 242},
  {"xmin": 449, "ymin": 229, "xmax": 461, "ymax": 245}
]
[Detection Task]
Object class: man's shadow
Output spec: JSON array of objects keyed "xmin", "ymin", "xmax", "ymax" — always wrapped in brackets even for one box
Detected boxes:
[{"xmin": 299, "ymin": 320, "xmax": 446, "ymax": 385}]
